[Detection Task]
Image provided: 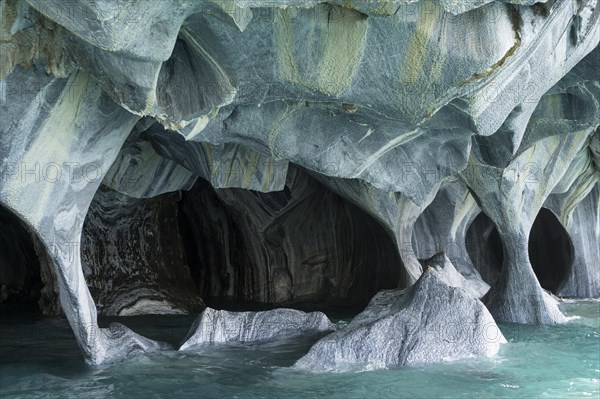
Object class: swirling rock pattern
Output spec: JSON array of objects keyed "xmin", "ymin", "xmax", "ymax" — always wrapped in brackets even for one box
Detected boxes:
[
  {"xmin": 0, "ymin": 0, "xmax": 598, "ymax": 365},
  {"xmin": 178, "ymin": 166, "xmax": 404, "ymax": 305},
  {"xmin": 295, "ymin": 260, "xmax": 506, "ymax": 371},
  {"xmin": 0, "ymin": 63, "xmax": 148, "ymax": 364},
  {"xmin": 82, "ymin": 186, "xmax": 205, "ymax": 316}
]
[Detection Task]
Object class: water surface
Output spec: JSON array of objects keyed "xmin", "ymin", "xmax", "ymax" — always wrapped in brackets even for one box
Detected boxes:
[{"xmin": 1, "ymin": 300, "xmax": 598, "ymax": 398}]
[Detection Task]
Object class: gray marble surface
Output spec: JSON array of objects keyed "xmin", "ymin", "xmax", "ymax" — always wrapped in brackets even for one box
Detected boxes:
[
  {"xmin": 1, "ymin": 0, "xmax": 598, "ymax": 365},
  {"xmin": 295, "ymin": 260, "xmax": 506, "ymax": 371},
  {"xmin": 180, "ymin": 307, "xmax": 335, "ymax": 349}
]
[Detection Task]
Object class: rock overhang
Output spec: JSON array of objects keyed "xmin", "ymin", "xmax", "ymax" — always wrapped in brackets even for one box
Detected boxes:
[{"xmin": 0, "ymin": 0, "xmax": 598, "ymax": 365}]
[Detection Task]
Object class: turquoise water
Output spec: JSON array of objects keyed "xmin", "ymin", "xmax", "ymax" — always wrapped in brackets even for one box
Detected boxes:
[{"xmin": 0, "ymin": 300, "xmax": 598, "ymax": 399}]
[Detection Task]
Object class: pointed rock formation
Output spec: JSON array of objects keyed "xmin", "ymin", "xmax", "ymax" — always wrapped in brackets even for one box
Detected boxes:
[{"xmin": 295, "ymin": 259, "xmax": 506, "ymax": 371}]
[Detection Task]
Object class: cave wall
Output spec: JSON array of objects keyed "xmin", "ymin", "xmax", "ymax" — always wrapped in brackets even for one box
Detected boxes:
[
  {"xmin": 81, "ymin": 186, "xmax": 204, "ymax": 316},
  {"xmin": 552, "ymin": 184, "xmax": 600, "ymax": 297},
  {"xmin": 79, "ymin": 166, "xmax": 403, "ymax": 314},
  {"xmin": 0, "ymin": 62, "xmax": 142, "ymax": 364},
  {"xmin": 179, "ymin": 167, "xmax": 404, "ymax": 306}
]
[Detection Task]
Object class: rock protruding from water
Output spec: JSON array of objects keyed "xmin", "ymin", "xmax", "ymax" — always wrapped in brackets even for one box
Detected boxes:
[
  {"xmin": 295, "ymin": 266, "xmax": 506, "ymax": 371},
  {"xmin": 98, "ymin": 323, "xmax": 173, "ymax": 363},
  {"xmin": 179, "ymin": 307, "xmax": 336, "ymax": 350},
  {"xmin": 420, "ymin": 252, "xmax": 487, "ymax": 299}
]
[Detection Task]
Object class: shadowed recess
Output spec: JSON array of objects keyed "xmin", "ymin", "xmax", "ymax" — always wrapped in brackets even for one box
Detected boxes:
[
  {"xmin": 466, "ymin": 212, "xmax": 504, "ymax": 286},
  {"xmin": 0, "ymin": 205, "xmax": 42, "ymax": 310},
  {"xmin": 178, "ymin": 172, "xmax": 405, "ymax": 310},
  {"xmin": 528, "ymin": 208, "xmax": 574, "ymax": 294},
  {"xmin": 466, "ymin": 209, "xmax": 574, "ymax": 294},
  {"xmin": 80, "ymin": 169, "xmax": 405, "ymax": 316}
]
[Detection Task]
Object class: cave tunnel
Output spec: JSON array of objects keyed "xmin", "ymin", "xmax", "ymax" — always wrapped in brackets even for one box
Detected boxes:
[
  {"xmin": 82, "ymin": 170, "xmax": 405, "ymax": 316},
  {"xmin": 466, "ymin": 208, "xmax": 574, "ymax": 294},
  {"xmin": 529, "ymin": 209, "xmax": 574, "ymax": 293},
  {"xmin": 177, "ymin": 173, "xmax": 407, "ymax": 312},
  {"xmin": 0, "ymin": 205, "xmax": 43, "ymax": 311}
]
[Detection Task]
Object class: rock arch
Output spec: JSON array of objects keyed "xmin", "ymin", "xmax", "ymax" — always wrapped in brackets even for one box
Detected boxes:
[{"xmin": 466, "ymin": 208, "xmax": 575, "ymax": 296}]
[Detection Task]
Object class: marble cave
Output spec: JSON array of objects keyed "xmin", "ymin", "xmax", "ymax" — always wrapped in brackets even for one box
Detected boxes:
[{"xmin": 0, "ymin": 0, "xmax": 599, "ymax": 397}]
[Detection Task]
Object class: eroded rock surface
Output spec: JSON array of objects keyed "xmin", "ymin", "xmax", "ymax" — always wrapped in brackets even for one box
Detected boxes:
[
  {"xmin": 295, "ymin": 263, "xmax": 506, "ymax": 371},
  {"xmin": 178, "ymin": 167, "xmax": 405, "ymax": 305},
  {"xmin": 180, "ymin": 307, "xmax": 335, "ymax": 349},
  {"xmin": 82, "ymin": 186, "xmax": 204, "ymax": 316},
  {"xmin": 97, "ymin": 323, "xmax": 173, "ymax": 364},
  {"xmin": 1, "ymin": 0, "xmax": 598, "ymax": 365},
  {"xmin": 419, "ymin": 252, "xmax": 486, "ymax": 298}
]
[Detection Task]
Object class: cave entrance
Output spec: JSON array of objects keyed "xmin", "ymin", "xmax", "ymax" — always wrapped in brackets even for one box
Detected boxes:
[
  {"xmin": 465, "ymin": 208, "xmax": 573, "ymax": 294},
  {"xmin": 528, "ymin": 208, "xmax": 573, "ymax": 294},
  {"xmin": 0, "ymin": 205, "xmax": 43, "ymax": 312},
  {"xmin": 178, "ymin": 171, "xmax": 405, "ymax": 314},
  {"xmin": 465, "ymin": 213, "xmax": 503, "ymax": 286}
]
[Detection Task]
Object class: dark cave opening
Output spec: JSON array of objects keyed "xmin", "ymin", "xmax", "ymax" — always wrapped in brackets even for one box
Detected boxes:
[
  {"xmin": 82, "ymin": 186, "xmax": 205, "ymax": 316},
  {"xmin": 82, "ymin": 170, "xmax": 405, "ymax": 317},
  {"xmin": 177, "ymin": 172, "xmax": 405, "ymax": 312},
  {"xmin": 0, "ymin": 205, "xmax": 42, "ymax": 311},
  {"xmin": 465, "ymin": 213, "xmax": 504, "ymax": 286},
  {"xmin": 528, "ymin": 208, "xmax": 574, "ymax": 293},
  {"xmin": 466, "ymin": 209, "xmax": 573, "ymax": 294}
]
